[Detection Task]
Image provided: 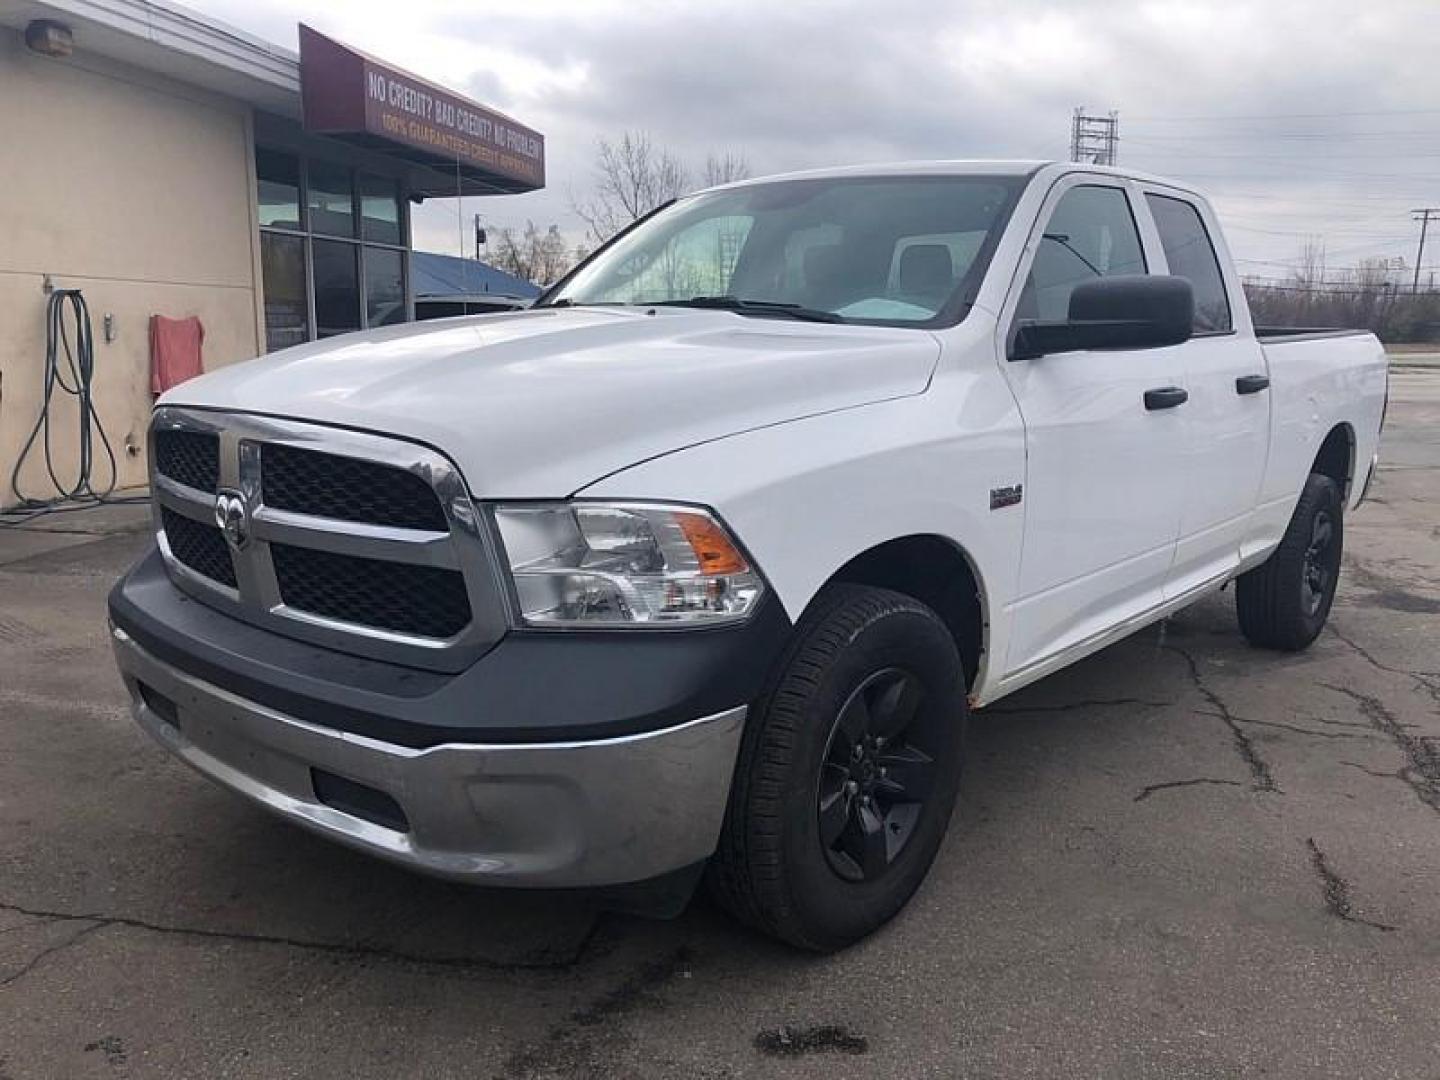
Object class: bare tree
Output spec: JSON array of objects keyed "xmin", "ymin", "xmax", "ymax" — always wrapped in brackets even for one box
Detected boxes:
[
  {"xmin": 702, "ymin": 151, "xmax": 750, "ymax": 188},
  {"xmin": 573, "ymin": 131, "xmax": 691, "ymax": 244},
  {"xmin": 1244, "ymin": 244, "xmax": 1440, "ymax": 342},
  {"xmin": 490, "ymin": 221, "xmax": 575, "ymax": 286},
  {"xmin": 1292, "ymin": 238, "xmax": 1327, "ymax": 290}
]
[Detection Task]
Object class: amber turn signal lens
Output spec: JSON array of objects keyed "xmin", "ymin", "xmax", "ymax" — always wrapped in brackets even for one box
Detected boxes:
[{"xmin": 676, "ymin": 511, "xmax": 748, "ymax": 575}]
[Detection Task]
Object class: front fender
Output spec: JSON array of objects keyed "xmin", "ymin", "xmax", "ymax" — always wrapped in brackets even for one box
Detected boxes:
[{"xmin": 579, "ymin": 374, "xmax": 1026, "ymax": 702}]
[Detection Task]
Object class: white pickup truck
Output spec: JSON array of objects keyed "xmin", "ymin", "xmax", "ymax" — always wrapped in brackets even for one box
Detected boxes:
[{"xmin": 109, "ymin": 161, "xmax": 1387, "ymax": 950}]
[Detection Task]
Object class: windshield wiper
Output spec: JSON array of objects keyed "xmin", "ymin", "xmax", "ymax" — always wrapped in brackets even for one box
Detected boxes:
[
  {"xmin": 647, "ymin": 296, "xmax": 845, "ymax": 324},
  {"xmin": 1042, "ymin": 233, "xmax": 1104, "ymax": 277}
]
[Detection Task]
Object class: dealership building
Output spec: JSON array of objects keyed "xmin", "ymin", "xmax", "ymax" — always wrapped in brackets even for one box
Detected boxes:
[{"xmin": 0, "ymin": 0, "xmax": 545, "ymax": 509}]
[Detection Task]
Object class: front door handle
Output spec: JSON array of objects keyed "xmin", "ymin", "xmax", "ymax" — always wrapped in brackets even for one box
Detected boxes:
[
  {"xmin": 1235, "ymin": 374, "xmax": 1270, "ymax": 395},
  {"xmin": 1144, "ymin": 386, "xmax": 1189, "ymax": 411}
]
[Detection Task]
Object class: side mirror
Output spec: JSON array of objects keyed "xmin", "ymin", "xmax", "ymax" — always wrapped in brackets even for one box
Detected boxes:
[{"xmin": 1011, "ymin": 274, "xmax": 1194, "ymax": 360}]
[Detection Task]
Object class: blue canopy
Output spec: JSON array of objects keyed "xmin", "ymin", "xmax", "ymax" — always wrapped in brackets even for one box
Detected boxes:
[{"xmin": 411, "ymin": 251, "xmax": 541, "ymax": 301}]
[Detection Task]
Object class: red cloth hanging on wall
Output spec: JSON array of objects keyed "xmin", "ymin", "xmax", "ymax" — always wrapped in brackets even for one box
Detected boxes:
[{"xmin": 150, "ymin": 315, "xmax": 205, "ymax": 394}]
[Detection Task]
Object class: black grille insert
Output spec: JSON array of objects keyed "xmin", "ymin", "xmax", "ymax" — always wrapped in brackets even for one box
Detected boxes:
[
  {"xmin": 154, "ymin": 429, "xmax": 219, "ymax": 493},
  {"xmin": 271, "ymin": 543, "xmax": 471, "ymax": 638},
  {"xmin": 262, "ymin": 444, "xmax": 448, "ymax": 531},
  {"xmin": 161, "ymin": 507, "xmax": 236, "ymax": 588}
]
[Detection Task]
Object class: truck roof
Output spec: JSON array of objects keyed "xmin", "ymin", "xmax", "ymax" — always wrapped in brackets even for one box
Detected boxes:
[{"xmin": 698, "ymin": 159, "xmax": 1205, "ymax": 198}]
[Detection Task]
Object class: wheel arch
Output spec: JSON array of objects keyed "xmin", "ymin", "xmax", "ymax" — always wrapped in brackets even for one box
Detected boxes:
[
  {"xmin": 821, "ymin": 533, "xmax": 989, "ymax": 692},
  {"xmin": 1312, "ymin": 422, "xmax": 1356, "ymax": 502}
]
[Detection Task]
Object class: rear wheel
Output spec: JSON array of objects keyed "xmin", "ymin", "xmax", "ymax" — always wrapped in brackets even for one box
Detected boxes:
[
  {"xmin": 708, "ymin": 584, "xmax": 967, "ymax": 951},
  {"xmin": 1236, "ymin": 473, "xmax": 1344, "ymax": 651}
]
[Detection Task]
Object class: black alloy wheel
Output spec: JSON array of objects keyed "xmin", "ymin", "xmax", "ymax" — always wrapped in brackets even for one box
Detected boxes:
[
  {"xmin": 1301, "ymin": 507, "xmax": 1337, "ymax": 617},
  {"xmin": 817, "ymin": 668, "xmax": 938, "ymax": 882},
  {"xmin": 708, "ymin": 583, "xmax": 968, "ymax": 951}
]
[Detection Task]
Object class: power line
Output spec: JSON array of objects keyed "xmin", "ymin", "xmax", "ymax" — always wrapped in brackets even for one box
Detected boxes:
[
  {"xmin": 1121, "ymin": 151, "xmax": 1440, "ymax": 184},
  {"xmin": 1126, "ymin": 130, "xmax": 1440, "ymax": 141},
  {"xmin": 1128, "ymin": 108, "xmax": 1440, "ymax": 122},
  {"xmin": 1222, "ymin": 221, "xmax": 1412, "ymax": 238},
  {"xmin": 1205, "ymin": 189, "xmax": 1435, "ymax": 203},
  {"xmin": 1054, "ymin": 108, "xmax": 1440, "ymax": 283},
  {"xmin": 1145, "ymin": 172, "xmax": 1438, "ymax": 190},
  {"xmin": 1124, "ymin": 142, "xmax": 1440, "ymax": 162},
  {"xmin": 1233, "ymin": 233, "xmax": 1421, "ymax": 263},
  {"xmin": 1215, "ymin": 208, "xmax": 1414, "ymax": 225}
]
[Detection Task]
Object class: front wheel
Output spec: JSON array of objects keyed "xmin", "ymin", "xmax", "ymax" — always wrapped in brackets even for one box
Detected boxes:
[
  {"xmin": 707, "ymin": 584, "xmax": 967, "ymax": 951},
  {"xmin": 1236, "ymin": 473, "xmax": 1344, "ymax": 651}
]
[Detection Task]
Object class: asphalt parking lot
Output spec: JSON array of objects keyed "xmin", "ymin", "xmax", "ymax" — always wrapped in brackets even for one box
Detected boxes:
[{"xmin": 1, "ymin": 372, "xmax": 1437, "ymax": 1080}]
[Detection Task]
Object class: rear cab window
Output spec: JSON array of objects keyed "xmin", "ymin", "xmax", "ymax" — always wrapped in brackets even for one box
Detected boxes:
[{"xmin": 1145, "ymin": 194, "xmax": 1233, "ymax": 333}]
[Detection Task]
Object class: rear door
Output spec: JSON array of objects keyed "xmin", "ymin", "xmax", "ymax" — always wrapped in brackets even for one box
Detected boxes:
[
  {"xmin": 996, "ymin": 175, "xmax": 1189, "ymax": 678},
  {"xmin": 1137, "ymin": 189, "xmax": 1270, "ymax": 597}
]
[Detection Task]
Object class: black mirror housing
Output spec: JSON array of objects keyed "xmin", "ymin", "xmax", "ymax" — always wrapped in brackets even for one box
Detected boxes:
[{"xmin": 1012, "ymin": 274, "xmax": 1194, "ymax": 360}]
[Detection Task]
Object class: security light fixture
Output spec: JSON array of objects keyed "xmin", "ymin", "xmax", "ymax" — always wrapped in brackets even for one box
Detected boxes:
[{"xmin": 25, "ymin": 19, "xmax": 74, "ymax": 57}]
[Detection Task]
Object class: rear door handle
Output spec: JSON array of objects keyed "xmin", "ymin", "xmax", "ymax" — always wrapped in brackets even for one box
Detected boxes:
[
  {"xmin": 1144, "ymin": 386, "xmax": 1189, "ymax": 411},
  {"xmin": 1235, "ymin": 374, "xmax": 1270, "ymax": 395}
]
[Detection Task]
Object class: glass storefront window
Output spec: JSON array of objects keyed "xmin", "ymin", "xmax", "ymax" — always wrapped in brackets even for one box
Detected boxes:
[
  {"xmin": 308, "ymin": 160, "xmax": 356, "ymax": 238},
  {"xmin": 365, "ymin": 248, "xmax": 406, "ymax": 328},
  {"xmin": 256, "ymin": 146, "xmax": 410, "ymax": 349},
  {"xmin": 256, "ymin": 149, "xmax": 302, "ymax": 230},
  {"xmin": 260, "ymin": 232, "xmax": 308, "ymax": 351},
  {"xmin": 360, "ymin": 173, "xmax": 402, "ymax": 245},
  {"xmin": 313, "ymin": 240, "xmax": 361, "ymax": 338}
]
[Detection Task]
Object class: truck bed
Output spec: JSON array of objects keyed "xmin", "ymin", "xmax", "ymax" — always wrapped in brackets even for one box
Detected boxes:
[{"xmin": 1254, "ymin": 327, "xmax": 1373, "ymax": 344}]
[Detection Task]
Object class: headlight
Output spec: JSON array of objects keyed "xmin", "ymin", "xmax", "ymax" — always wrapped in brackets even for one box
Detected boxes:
[{"xmin": 492, "ymin": 502, "xmax": 765, "ymax": 627}]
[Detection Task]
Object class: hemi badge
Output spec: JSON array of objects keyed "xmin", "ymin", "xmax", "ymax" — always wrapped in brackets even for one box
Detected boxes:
[{"xmin": 990, "ymin": 484, "xmax": 1023, "ymax": 510}]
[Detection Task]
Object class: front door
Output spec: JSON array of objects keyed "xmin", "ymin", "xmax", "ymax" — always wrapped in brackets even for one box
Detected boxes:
[{"xmin": 997, "ymin": 177, "xmax": 1190, "ymax": 678}]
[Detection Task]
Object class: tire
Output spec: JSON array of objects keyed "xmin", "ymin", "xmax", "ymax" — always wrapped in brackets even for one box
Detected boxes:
[
  {"xmin": 707, "ymin": 583, "xmax": 967, "ymax": 951},
  {"xmin": 1236, "ymin": 473, "xmax": 1344, "ymax": 651}
]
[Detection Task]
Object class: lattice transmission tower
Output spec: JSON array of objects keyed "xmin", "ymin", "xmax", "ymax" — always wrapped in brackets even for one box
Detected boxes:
[{"xmin": 1070, "ymin": 108, "xmax": 1119, "ymax": 165}]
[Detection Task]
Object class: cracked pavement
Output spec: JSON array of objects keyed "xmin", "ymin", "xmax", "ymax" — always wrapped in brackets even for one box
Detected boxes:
[{"xmin": 2, "ymin": 372, "xmax": 1438, "ymax": 1079}]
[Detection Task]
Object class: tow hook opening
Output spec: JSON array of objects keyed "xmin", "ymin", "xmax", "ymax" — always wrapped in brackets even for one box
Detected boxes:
[
  {"xmin": 310, "ymin": 768, "xmax": 411, "ymax": 833},
  {"xmin": 137, "ymin": 681, "xmax": 180, "ymax": 730}
]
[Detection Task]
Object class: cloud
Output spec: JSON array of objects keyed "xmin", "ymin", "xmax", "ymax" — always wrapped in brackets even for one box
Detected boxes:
[{"xmin": 191, "ymin": 0, "xmax": 1440, "ymax": 273}]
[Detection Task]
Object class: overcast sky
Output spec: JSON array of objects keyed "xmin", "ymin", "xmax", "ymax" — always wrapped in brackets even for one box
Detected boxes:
[{"xmin": 193, "ymin": 0, "xmax": 1440, "ymax": 282}]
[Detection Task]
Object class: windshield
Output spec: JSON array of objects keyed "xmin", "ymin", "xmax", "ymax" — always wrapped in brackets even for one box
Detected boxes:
[{"xmin": 544, "ymin": 175, "xmax": 1026, "ymax": 327}]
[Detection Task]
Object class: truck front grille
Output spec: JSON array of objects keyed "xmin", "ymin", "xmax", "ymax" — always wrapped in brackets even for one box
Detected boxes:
[
  {"xmin": 148, "ymin": 408, "xmax": 505, "ymax": 672},
  {"xmin": 160, "ymin": 507, "xmax": 236, "ymax": 588},
  {"xmin": 271, "ymin": 544, "xmax": 471, "ymax": 639},
  {"xmin": 261, "ymin": 444, "xmax": 448, "ymax": 531},
  {"xmin": 154, "ymin": 429, "xmax": 219, "ymax": 493}
]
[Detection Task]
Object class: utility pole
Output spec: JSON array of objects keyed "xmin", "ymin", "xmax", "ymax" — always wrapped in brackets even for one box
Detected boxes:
[
  {"xmin": 1412, "ymin": 208, "xmax": 1438, "ymax": 293},
  {"xmin": 1070, "ymin": 107, "xmax": 1119, "ymax": 166}
]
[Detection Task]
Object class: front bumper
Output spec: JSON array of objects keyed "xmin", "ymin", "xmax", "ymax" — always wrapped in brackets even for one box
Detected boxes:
[{"xmin": 112, "ymin": 624, "xmax": 746, "ymax": 887}]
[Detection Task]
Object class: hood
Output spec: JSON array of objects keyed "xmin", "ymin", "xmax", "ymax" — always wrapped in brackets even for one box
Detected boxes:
[{"xmin": 163, "ymin": 307, "xmax": 940, "ymax": 496}]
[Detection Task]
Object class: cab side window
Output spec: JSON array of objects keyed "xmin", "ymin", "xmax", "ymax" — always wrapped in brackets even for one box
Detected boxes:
[
  {"xmin": 1018, "ymin": 185, "xmax": 1146, "ymax": 322},
  {"xmin": 1145, "ymin": 194, "xmax": 1233, "ymax": 333}
]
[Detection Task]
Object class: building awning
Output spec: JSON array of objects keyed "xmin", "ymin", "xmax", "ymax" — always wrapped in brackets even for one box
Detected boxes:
[
  {"xmin": 299, "ymin": 25, "xmax": 544, "ymax": 197},
  {"xmin": 2, "ymin": 4, "xmax": 545, "ymax": 199}
]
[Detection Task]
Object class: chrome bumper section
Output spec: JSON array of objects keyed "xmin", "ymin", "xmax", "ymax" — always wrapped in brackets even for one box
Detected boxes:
[{"xmin": 111, "ymin": 626, "xmax": 746, "ymax": 888}]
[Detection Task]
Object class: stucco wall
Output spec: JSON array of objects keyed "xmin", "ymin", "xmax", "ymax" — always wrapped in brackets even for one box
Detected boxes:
[{"xmin": 0, "ymin": 28, "xmax": 261, "ymax": 508}]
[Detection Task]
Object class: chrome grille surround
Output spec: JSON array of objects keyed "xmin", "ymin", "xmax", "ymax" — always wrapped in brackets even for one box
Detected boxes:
[{"xmin": 149, "ymin": 406, "xmax": 507, "ymax": 673}]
